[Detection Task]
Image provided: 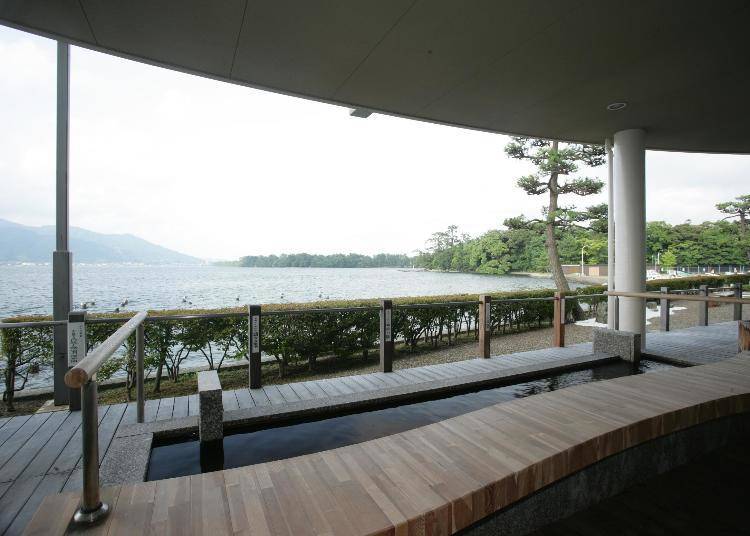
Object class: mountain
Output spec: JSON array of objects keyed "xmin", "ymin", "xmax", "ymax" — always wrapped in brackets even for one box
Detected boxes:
[{"xmin": 0, "ymin": 219, "xmax": 202, "ymax": 264}]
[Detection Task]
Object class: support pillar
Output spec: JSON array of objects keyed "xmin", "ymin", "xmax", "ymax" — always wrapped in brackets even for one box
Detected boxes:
[
  {"xmin": 606, "ymin": 138, "xmax": 616, "ymax": 329},
  {"xmin": 53, "ymin": 41, "xmax": 72, "ymax": 406},
  {"xmin": 613, "ymin": 129, "xmax": 646, "ymax": 347}
]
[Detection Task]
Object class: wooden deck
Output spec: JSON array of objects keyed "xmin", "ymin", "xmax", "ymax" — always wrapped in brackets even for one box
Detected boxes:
[
  {"xmin": 644, "ymin": 321, "xmax": 741, "ymax": 365},
  {"xmin": 23, "ymin": 352, "xmax": 750, "ymax": 535},
  {"xmin": 0, "ymin": 321, "xmax": 742, "ymax": 535},
  {"xmin": 0, "ymin": 344, "xmax": 610, "ymax": 535}
]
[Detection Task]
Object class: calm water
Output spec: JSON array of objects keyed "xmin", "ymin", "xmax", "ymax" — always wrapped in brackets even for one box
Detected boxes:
[
  {"xmin": 147, "ymin": 360, "xmax": 673, "ymax": 480},
  {"xmin": 0, "ymin": 264, "xmax": 578, "ymax": 318}
]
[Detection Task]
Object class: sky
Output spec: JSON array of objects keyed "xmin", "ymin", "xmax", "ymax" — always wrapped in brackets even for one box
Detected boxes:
[{"xmin": 1, "ymin": 26, "xmax": 748, "ymax": 261}]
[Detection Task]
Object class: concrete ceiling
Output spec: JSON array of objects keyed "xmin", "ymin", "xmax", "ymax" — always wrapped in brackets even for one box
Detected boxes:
[{"xmin": 2, "ymin": 0, "xmax": 749, "ymax": 153}]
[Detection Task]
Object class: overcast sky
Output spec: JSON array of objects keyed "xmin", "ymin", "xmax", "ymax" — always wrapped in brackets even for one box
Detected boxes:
[{"xmin": 1, "ymin": 26, "xmax": 748, "ymax": 261}]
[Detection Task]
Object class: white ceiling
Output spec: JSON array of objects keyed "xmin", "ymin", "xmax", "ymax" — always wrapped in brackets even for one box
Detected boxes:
[{"xmin": 2, "ymin": 0, "xmax": 749, "ymax": 152}]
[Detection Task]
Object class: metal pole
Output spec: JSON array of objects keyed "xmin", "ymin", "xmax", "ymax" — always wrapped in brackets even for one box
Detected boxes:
[
  {"xmin": 659, "ymin": 286, "xmax": 670, "ymax": 331},
  {"xmin": 698, "ymin": 284, "xmax": 709, "ymax": 326},
  {"xmin": 73, "ymin": 379, "xmax": 109, "ymax": 524},
  {"xmin": 606, "ymin": 138, "xmax": 616, "ymax": 329},
  {"xmin": 733, "ymin": 283, "xmax": 743, "ymax": 321},
  {"xmin": 136, "ymin": 323, "xmax": 145, "ymax": 423},
  {"xmin": 53, "ymin": 41, "xmax": 73, "ymax": 407}
]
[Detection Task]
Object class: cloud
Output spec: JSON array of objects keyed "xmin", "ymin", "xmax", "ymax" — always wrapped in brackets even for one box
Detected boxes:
[{"xmin": 1, "ymin": 26, "xmax": 748, "ymax": 260}]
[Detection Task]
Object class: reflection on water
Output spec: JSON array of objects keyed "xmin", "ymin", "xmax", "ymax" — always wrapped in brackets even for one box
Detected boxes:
[{"xmin": 147, "ymin": 360, "xmax": 673, "ymax": 481}]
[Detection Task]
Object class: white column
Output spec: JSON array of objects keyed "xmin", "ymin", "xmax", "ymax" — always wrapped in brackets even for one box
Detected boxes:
[
  {"xmin": 613, "ymin": 129, "xmax": 646, "ymax": 345},
  {"xmin": 605, "ymin": 138, "xmax": 615, "ymax": 329}
]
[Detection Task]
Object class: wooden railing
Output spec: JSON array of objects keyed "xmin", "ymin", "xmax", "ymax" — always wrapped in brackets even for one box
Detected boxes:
[
  {"xmin": 607, "ymin": 285, "xmax": 748, "ymax": 350},
  {"xmin": 607, "ymin": 283, "xmax": 746, "ymax": 329}
]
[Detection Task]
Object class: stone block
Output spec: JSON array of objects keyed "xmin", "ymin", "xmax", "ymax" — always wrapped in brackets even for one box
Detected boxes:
[
  {"xmin": 593, "ymin": 328, "xmax": 641, "ymax": 367},
  {"xmin": 198, "ymin": 370, "xmax": 223, "ymax": 442}
]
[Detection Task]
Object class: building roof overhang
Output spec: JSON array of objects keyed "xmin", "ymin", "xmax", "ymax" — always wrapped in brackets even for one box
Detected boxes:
[{"xmin": 2, "ymin": 0, "xmax": 749, "ymax": 153}]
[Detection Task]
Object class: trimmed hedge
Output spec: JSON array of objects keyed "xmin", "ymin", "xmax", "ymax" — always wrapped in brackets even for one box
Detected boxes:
[{"xmin": 2, "ymin": 274, "xmax": 747, "ymax": 409}]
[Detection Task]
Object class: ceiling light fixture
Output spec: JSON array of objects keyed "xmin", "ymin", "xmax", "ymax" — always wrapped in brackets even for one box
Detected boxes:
[
  {"xmin": 606, "ymin": 102, "xmax": 627, "ymax": 111},
  {"xmin": 349, "ymin": 108, "xmax": 373, "ymax": 118}
]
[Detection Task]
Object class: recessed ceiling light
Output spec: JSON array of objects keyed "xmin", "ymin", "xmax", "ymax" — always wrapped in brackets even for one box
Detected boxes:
[{"xmin": 606, "ymin": 102, "xmax": 627, "ymax": 111}]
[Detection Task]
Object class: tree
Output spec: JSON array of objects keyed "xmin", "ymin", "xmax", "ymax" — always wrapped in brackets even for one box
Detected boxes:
[
  {"xmin": 716, "ymin": 194, "xmax": 750, "ymax": 261},
  {"xmin": 661, "ymin": 249, "xmax": 677, "ymax": 270},
  {"xmin": 504, "ymin": 137, "xmax": 606, "ymax": 293}
]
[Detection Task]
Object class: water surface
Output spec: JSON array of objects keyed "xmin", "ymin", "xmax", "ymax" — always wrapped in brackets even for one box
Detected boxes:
[
  {"xmin": 0, "ymin": 264, "xmax": 579, "ymax": 317},
  {"xmin": 147, "ymin": 360, "xmax": 672, "ymax": 480}
]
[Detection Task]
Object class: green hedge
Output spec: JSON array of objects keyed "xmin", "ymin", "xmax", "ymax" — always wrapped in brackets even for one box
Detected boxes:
[{"xmin": 2, "ymin": 274, "xmax": 747, "ymax": 408}]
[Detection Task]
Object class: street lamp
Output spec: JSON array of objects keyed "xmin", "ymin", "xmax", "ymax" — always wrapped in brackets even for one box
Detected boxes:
[{"xmin": 580, "ymin": 244, "xmax": 586, "ymax": 276}]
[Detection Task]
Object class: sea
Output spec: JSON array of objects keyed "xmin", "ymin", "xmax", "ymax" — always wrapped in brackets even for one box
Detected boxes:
[
  {"xmin": 0, "ymin": 263, "xmax": 576, "ymax": 318},
  {"xmin": 0, "ymin": 264, "xmax": 578, "ymax": 392}
]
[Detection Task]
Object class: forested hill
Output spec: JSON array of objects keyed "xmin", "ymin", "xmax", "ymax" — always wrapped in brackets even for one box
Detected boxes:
[
  {"xmin": 232, "ymin": 253, "xmax": 413, "ymax": 268},
  {"xmin": 0, "ymin": 218, "xmax": 201, "ymax": 264},
  {"xmin": 415, "ymin": 219, "xmax": 750, "ymax": 274}
]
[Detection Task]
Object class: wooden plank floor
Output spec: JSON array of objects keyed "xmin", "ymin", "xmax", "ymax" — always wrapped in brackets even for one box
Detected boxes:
[
  {"xmin": 530, "ymin": 438, "xmax": 750, "ymax": 536},
  {"xmin": 644, "ymin": 321, "xmax": 740, "ymax": 365},
  {"xmin": 23, "ymin": 353, "xmax": 750, "ymax": 535},
  {"xmin": 1, "ymin": 321, "xmax": 742, "ymax": 535}
]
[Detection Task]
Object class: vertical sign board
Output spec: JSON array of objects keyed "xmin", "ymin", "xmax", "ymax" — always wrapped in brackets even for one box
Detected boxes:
[
  {"xmin": 380, "ymin": 300, "xmax": 394, "ymax": 372},
  {"xmin": 251, "ymin": 315, "xmax": 260, "ymax": 353},
  {"xmin": 67, "ymin": 310, "xmax": 86, "ymax": 411},
  {"xmin": 248, "ymin": 305, "xmax": 262, "ymax": 389},
  {"xmin": 67, "ymin": 311, "xmax": 86, "ymax": 367},
  {"xmin": 484, "ymin": 302, "xmax": 491, "ymax": 332}
]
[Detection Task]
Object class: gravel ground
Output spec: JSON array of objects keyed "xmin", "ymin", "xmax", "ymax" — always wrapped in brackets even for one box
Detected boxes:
[{"xmin": 391, "ymin": 301, "xmax": 749, "ymax": 371}]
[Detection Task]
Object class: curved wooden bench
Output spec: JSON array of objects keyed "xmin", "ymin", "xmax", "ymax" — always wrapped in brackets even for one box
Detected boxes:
[{"xmin": 25, "ymin": 355, "xmax": 750, "ymax": 535}]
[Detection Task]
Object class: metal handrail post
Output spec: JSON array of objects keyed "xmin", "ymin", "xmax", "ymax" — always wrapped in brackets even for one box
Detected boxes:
[
  {"xmin": 614, "ymin": 296, "xmax": 620, "ymax": 330},
  {"xmin": 73, "ymin": 376, "xmax": 109, "ymax": 524},
  {"xmin": 659, "ymin": 286, "xmax": 670, "ymax": 332},
  {"xmin": 733, "ymin": 283, "xmax": 743, "ymax": 321},
  {"xmin": 136, "ymin": 323, "xmax": 145, "ymax": 423},
  {"xmin": 698, "ymin": 285, "xmax": 709, "ymax": 326}
]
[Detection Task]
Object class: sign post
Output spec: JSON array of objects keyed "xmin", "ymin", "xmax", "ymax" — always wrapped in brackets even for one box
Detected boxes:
[
  {"xmin": 67, "ymin": 310, "xmax": 86, "ymax": 410},
  {"xmin": 478, "ymin": 295, "xmax": 491, "ymax": 358},
  {"xmin": 248, "ymin": 305, "xmax": 262, "ymax": 389},
  {"xmin": 379, "ymin": 299, "xmax": 393, "ymax": 373}
]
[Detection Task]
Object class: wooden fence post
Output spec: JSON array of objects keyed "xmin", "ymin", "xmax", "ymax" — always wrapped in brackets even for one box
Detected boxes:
[
  {"xmin": 248, "ymin": 305, "xmax": 261, "ymax": 389},
  {"xmin": 478, "ymin": 295, "xmax": 491, "ymax": 358},
  {"xmin": 740, "ymin": 320, "xmax": 750, "ymax": 352},
  {"xmin": 659, "ymin": 286, "xmax": 670, "ymax": 332},
  {"xmin": 553, "ymin": 292, "xmax": 565, "ymax": 347},
  {"xmin": 733, "ymin": 283, "xmax": 743, "ymax": 321},
  {"xmin": 379, "ymin": 300, "xmax": 394, "ymax": 372},
  {"xmin": 698, "ymin": 285, "xmax": 709, "ymax": 326}
]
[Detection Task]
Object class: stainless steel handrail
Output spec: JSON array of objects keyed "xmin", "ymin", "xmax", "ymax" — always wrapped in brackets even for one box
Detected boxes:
[
  {"xmin": 65, "ymin": 311, "xmax": 147, "ymax": 388},
  {"xmin": 63, "ymin": 310, "xmax": 147, "ymax": 526}
]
